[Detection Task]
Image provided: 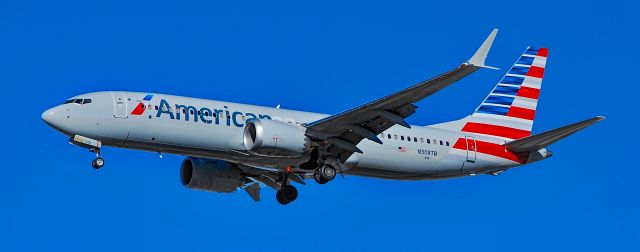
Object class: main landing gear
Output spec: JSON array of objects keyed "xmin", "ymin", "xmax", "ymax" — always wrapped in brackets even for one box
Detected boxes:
[
  {"xmin": 91, "ymin": 147, "xmax": 104, "ymax": 169},
  {"xmin": 275, "ymin": 164, "xmax": 336, "ymax": 204},
  {"xmin": 314, "ymin": 164, "xmax": 336, "ymax": 184},
  {"xmin": 276, "ymin": 173, "xmax": 298, "ymax": 205},
  {"xmin": 276, "ymin": 185, "xmax": 298, "ymax": 205}
]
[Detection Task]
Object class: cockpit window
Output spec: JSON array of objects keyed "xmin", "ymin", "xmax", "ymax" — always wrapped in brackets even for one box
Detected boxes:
[{"xmin": 63, "ymin": 98, "xmax": 92, "ymax": 105}]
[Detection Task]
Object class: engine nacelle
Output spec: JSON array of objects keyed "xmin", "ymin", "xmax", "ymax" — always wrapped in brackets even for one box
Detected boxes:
[
  {"xmin": 180, "ymin": 157, "xmax": 246, "ymax": 193},
  {"xmin": 243, "ymin": 119, "xmax": 309, "ymax": 156}
]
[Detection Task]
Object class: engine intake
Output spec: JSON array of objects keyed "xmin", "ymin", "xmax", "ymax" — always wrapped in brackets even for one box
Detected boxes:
[
  {"xmin": 243, "ymin": 119, "xmax": 308, "ymax": 156},
  {"xmin": 180, "ymin": 157, "xmax": 246, "ymax": 193}
]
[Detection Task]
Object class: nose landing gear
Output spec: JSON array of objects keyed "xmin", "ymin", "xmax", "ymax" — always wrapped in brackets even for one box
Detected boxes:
[
  {"xmin": 91, "ymin": 148, "xmax": 105, "ymax": 169},
  {"xmin": 70, "ymin": 135, "xmax": 105, "ymax": 169}
]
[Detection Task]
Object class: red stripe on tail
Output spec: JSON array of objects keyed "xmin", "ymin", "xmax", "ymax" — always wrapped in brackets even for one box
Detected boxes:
[
  {"xmin": 537, "ymin": 48, "xmax": 549, "ymax": 57},
  {"xmin": 506, "ymin": 106, "xmax": 536, "ymax": 120},
  {"xmin": 461, "ymin": 122, "xmax": 531, "ymax": 139},
  {"xmin": 516, "ymin": 86, "xmax": 540, "ymax": 99},
  {"xmin": 526, "ymin": 66, "xmax": 545, "ymax": 78}
]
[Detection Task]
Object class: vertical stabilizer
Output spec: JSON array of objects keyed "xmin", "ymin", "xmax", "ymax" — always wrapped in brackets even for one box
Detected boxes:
[{"xmin": 462, "ymin": 46, "xmax": 549, "ymax": 140}]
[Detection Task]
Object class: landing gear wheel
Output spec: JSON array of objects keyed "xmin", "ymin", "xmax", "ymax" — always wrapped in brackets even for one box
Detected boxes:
[
  {"xmin": 314, "ymin": 165, "xmax": 336, "ymax": 184},
  {"xmin": 92, "ymin": 157, "xmax": 105, "ymax": 169},
  {"xmin": 276, "ymin": 185, "xmax": 298, "ymax": 205},
  {"xmin": 276, "ymin": 190, "xmax": 287, "ymax": 205},
  {"xmin": 282, "ymin": 185, "xmax": 298, "ymax": 202},
  {"xmin": 314, "ymin": 171, "xmax": 328, "ymax": 184},
  {"xmin": 320, "ymin": 165, "xmax": 337, "ymax": 181}
]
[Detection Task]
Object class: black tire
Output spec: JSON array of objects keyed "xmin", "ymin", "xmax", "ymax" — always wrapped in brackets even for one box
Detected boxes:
[
  {"xmin": 92, "ymin": 158, "xmax": 104, "ymax": 169},
  {"xmin": 320, "ymin": 165, "xmax": 336, "ymax": 181},
  {"xmin": 276, "ymin": 190, "xmax": 288, "ymax": 205},
  {"xmin": 314, "ymin": 171, "xmax": 328, "ymax": 184},
  {"xmin": 282, "ymin": 185, "xmax": 298, "ymax": 202}
]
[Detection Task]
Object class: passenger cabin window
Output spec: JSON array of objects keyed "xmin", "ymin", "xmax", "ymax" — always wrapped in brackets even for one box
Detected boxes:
[
  {"xmin": 414, "ymin": 137, "xmax": 417, "ymax": 142},
  {"xmin": 387, "ymin": 134, "xmax": 391, "ymax": 139},
  {"xmin": 401, "ymin": 136, "xmax": 404, "ymax": 141},
  {"xmin": 439, "ymin": 140, "xmax": 443, "ymax": 146},
  {"xmin": 420, "ymin": 138, "xmax": 424, "ymax": 143},
  {"xmin": 446, "ymin": 141, "xmax": 450, "ymax": 146},
  {"xmin": 427, "ymin": 139, "xmax": 430, "ymax": 144},
  {"xmin": 394, "ymin": 135, "xmax": 398, "ymax": 140}
]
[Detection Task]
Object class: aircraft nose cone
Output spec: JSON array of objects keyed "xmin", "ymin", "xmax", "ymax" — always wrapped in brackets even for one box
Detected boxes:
[{"xmin": 42, "ymin": 107, "xmax": 59, "ymax": 128}]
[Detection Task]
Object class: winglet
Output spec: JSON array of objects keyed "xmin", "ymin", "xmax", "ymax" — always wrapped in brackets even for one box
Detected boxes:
[{"xmin": 467, "ymin": 28, "xmax": 499, "ymax": 69}]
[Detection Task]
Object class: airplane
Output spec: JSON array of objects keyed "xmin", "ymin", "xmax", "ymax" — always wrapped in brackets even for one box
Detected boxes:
[{"xmin": 42, "ymin": 29, "xmax": 603, "ymax": 205}]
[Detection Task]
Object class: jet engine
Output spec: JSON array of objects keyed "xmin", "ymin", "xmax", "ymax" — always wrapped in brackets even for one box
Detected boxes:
[
  {"xmin": 180, "ymin": 157, "xmax": 249, "ymax": 193},
  {"xmin": 243, "ymin": 119, "xmax": 309, "ymax": 156}
]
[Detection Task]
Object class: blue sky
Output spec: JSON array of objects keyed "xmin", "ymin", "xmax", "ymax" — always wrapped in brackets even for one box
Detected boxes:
[{"xmin": 1, "ymin": 0, "xmax": 637, "ymax": 251}]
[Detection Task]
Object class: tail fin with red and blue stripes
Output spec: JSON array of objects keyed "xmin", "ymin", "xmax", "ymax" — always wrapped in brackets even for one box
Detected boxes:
[{"xmin": 462, "ymin": 46, "xmax": 548, "ymax": 140}]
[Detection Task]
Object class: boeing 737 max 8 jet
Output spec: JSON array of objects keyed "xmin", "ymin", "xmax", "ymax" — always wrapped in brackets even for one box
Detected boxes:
[{"xmin": 42, "ymin": 29, "xmax": 603, "ymax": 204}]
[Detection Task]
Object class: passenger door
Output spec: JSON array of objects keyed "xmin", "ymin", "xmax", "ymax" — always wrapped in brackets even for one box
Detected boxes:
[
  {"xmin": 460, "ymin": 135, "xmax": 477, "ymax": 172},
  {"xmin": 111, "ymin": 93, "xmax": 128, "ymax": 118},
  {"xmin": 465, "ymin": 135, "xmax": 477, "ymax": 163}
]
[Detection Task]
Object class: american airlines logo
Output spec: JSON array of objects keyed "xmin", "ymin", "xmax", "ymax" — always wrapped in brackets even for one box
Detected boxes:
[
  {"xmin": 130, "ymin": 95, "xmax": 272, "ymax": 128},
  {"xmin": 130, "ymin": 94, "xmax": 154, "ymax": 115}
]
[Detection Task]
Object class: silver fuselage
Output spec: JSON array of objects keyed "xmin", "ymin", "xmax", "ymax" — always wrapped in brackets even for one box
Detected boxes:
[{"xmin": 42, "ymin": 91, "xmax": 532, "ymax": 180}]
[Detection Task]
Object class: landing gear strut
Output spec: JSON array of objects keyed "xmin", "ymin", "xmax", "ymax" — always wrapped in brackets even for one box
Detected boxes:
[
  {"xmin": 276, "ymin": 173, "xmax": 298, "ymax": 205},
  {"xmin": 91, "ymin": 148, "xmax": 104, "ymax": 169},
  {"xmin": 314, "ymin": 165, "xmax": 336, "ymax": 184}
]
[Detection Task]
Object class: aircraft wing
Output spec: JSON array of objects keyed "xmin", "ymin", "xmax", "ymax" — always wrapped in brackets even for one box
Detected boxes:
[{"xmin": 306, "ymin": 29, "xmax": 498, "ymax": 162}]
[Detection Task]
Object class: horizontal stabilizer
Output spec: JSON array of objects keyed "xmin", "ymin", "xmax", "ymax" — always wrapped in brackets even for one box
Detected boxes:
[{"xmin": 505, "ymin": 116, "xmax": 605, "ymax": 152}]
